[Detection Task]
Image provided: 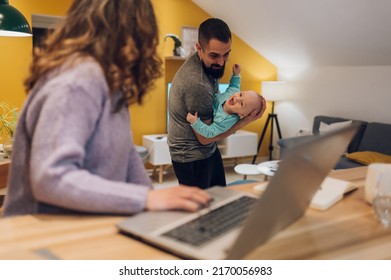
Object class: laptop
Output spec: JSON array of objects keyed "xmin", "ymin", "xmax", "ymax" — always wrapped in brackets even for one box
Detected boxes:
[{"xmin": 117, "ymin": 125, "xmax": 359, "ymax": 259}]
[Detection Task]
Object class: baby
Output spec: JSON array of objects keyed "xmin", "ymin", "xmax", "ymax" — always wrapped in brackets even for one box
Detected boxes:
[{"xmin": 187, "ymin": 64, "xmax": 263, "ymax": 138}]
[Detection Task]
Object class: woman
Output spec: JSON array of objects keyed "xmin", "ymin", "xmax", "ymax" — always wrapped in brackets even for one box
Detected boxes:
[{"xmin": 2, "ymin": 0, "xmax": 211, "ymax": 217}]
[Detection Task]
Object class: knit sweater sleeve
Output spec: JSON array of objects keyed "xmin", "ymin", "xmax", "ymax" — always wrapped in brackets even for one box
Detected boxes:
[{"xmin": 26, "ymin": 60, "xmax": 151, "ymax": 214}]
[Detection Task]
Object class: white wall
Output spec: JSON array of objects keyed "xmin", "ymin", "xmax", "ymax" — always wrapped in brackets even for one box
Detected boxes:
[{"xmin": 275, "ymin": 66, "xmax": 391, "ymax": 140}]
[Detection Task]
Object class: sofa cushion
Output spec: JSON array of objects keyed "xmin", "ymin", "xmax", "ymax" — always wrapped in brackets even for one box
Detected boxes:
[
  {"xmin": 313, "ymin": 115, "xmax": 367, "ymax": 153},
  {"xmin": 319, "ymin": 120, "xmax": 353, "ymax": 134},
  {"xmin": 358, "ymin": 122, "xmax": 391, "ymax": 155},
  {"xmin": 334, "ymin": 157, "xmax": 364, "ymax": 169},
  {"xmin": 345, "ymin": 151, "xmax": 391, "ymax": 165}
]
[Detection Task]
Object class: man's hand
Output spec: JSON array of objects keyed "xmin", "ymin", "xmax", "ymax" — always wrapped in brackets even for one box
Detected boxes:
[{"xmin": 240, "ymin": 95, "xmax": 267, "ymax": 125}]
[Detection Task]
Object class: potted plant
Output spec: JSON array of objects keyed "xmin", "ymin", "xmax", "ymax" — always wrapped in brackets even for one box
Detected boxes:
[{"xmin": 0, "ymin": 102, "xmax": 18, "ymax": 158}]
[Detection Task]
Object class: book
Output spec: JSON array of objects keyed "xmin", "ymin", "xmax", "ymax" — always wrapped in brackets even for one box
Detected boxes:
[{"xmin": 310, "ymin": 176, "xmax": 358, "ymax": 211}]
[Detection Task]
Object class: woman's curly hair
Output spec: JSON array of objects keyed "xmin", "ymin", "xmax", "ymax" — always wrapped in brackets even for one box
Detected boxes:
[{"xmin": 25, "ymin": 0, "xmax": 162, "ymax": 107}]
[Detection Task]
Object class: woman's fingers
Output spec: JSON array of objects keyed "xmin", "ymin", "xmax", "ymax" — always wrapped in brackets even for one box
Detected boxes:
[{"xmin": 145, "ymin": 186, "xmax": 212, "ymax": 212}]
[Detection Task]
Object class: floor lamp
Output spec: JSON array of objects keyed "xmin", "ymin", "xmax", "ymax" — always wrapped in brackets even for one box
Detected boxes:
[{"xmin": 252, "ymin": 81, "xmax": 286, "ymax": 164}]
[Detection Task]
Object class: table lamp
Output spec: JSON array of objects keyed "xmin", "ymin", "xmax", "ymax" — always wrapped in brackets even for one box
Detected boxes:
[
  {"xmin": 0, "ymin": 0, "xmax": 32, "ymax": 37},
  {"xmin": 252, "ymin": 81, "xmax": 286, "ymax": 163}
]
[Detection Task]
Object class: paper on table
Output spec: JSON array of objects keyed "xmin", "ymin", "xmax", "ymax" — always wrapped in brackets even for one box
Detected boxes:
[{"xmin": 310, "ymin": 176, "xmax": 358, "ymax": 211}]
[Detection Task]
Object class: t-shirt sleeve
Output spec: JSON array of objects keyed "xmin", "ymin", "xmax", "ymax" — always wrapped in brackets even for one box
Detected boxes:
[{"xmin": 185, "ymin": 82, "xmax": 214, "ymax": 121}]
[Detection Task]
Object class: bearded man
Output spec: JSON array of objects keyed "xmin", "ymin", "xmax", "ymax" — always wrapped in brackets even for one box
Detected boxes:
[{"xmin": 168, "ymin": 18, "xmax": 265, "ymax": 189}]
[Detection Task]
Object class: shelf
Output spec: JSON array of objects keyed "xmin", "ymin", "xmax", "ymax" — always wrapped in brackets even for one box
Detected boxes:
[{"xmin": 165, "ymin": 56, "xmax": 186, "ymax": 61}]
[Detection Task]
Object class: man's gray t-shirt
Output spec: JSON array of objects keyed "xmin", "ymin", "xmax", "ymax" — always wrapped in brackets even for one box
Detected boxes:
[{"xmin": 168, "ymin": 53, "xmax": 219, "ymax": 163}]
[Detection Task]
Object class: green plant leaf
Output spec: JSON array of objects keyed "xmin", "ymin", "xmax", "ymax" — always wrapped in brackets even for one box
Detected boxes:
[{"xmin": 0, "ymin": 102, "xmax": 18, "ymax": 140}]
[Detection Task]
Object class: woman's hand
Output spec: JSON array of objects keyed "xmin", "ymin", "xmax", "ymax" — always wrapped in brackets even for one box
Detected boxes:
[{"xmin": 145, "ymin": 185, "xmax": 213, "ymax": 212}]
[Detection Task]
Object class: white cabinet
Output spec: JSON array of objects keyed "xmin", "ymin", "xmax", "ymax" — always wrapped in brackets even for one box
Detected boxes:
[
  {"xmin": 142, "ymin": 134, "xmax": 171, "ymax": 165},
  {"xmin": 217, "ymin": 130, "xmax": 258, "ymax": 158},
  {"xmin": 142, "ymin": 134, "xmax": 171, "ymax": 184}
]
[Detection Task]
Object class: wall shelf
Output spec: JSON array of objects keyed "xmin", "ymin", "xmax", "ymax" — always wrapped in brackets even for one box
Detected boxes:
[{"xmin": 165, "ymin": 56, "xmax": 186, "ymax": 61}]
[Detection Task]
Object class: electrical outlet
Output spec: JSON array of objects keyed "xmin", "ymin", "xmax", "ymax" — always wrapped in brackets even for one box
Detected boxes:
[{"xmin": 297, "ymin": 128, "xmax": 312, "ymax": 136}]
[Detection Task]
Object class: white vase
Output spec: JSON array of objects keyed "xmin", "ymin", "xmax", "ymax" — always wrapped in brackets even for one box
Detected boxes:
[{"xmin": 3, "ymin": 136, "xmax": 13, "ymax": 158}]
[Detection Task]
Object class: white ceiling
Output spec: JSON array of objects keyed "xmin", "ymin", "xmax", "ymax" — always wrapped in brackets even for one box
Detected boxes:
[{"xmin": 192, "ymin": 0, "xmax": 391, "ymax": 68}]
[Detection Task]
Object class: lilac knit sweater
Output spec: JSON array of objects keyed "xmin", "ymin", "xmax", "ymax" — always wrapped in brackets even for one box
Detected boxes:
[{"xmin": 2, "ymin": 58, "xmax": 152, "ymax": 217}]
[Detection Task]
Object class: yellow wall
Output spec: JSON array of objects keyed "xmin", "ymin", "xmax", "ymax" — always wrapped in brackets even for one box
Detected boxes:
[
  {"xmin": 0, "ymin": 0, "xmax": 73, "ymax": 108},
  {"xmin": 1, "ymin": 0, "xmax": 277, "ymax": 158}
]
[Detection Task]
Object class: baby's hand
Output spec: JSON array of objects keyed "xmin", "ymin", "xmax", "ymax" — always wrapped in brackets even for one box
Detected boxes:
[
  {"xmin": 233, "ymin": 64, "xmax": 241, "ymax": 76},
  {"xmin": 186, "ymin": 112, "xmax": 199, "ymax": 125}
]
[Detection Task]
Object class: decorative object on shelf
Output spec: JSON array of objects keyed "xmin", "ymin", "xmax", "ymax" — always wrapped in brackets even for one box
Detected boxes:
[
  {"xmin": 252, "ymin": 81, "xmax": 286, "ymax": 163},
  {"xmin": 0, "ymin": 102, "xmax": 18, "ymax": 158},
  {"xmin": 181, "ymin": 26, "xmax": 198, "ymax": 57},
  {"xmin": 2, "ymin": 135, "xmax": 12, "ymax": 158},
  {"xmin": 164, "ymin": 33, "xmax": 185, "ymax": 57},
  {"xmin": 0, "ymin": 0, "xmax": 32, "ymax": 37}
]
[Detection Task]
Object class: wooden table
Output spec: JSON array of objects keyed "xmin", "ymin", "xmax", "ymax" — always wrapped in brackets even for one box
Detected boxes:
[{"xmin": 0, "ymin": 166, "xmax": 390, "ymax": 260}]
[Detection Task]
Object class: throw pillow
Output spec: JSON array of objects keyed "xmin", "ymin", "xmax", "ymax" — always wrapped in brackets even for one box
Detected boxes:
[
  {"xmin": 319, "ymin": 120, "xmax": 353, "ymax": 134},
  {"xmin": 345, "ymin": 151, "xmax": 391, "ymax": 165}
]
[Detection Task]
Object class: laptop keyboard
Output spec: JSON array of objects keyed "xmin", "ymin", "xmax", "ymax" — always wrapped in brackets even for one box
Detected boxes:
[{"xmin": 162, "ymin": 196, "xmax": 257, "ymax": 247}]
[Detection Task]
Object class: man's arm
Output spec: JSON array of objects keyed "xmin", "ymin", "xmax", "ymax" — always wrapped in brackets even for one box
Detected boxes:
[{"xmin": 194, "ymin": 96, "xmax": 267, "ymax": 145}]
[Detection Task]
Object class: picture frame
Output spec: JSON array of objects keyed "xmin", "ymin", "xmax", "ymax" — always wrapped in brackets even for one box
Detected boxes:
[{"xmin": 181, "ymin": 26, "xmax": 198, "ymax": 57}]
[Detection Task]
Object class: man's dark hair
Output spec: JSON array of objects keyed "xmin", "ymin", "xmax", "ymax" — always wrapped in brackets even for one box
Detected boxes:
[{"xmin": 198, "ymin": 18, "xmax": 231, "ymax": 49}]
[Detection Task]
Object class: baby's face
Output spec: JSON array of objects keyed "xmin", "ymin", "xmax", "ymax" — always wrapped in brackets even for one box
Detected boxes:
[{"xmin": 225, "ymin": 91, "xmax": 261, "ymax": 118}]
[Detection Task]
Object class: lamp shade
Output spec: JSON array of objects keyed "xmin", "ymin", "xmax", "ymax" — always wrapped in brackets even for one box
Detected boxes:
[
  {"xmin": 0, "ymin": 0, "xmax": 32, "ymax": 37},
  {"xmin": 261, "ymin": 81, "xmax": 286, "ymax": 102}
]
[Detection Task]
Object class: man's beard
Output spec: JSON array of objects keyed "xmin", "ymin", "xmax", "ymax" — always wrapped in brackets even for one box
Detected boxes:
[{"xmin": 202, "ymin": 61, "xmax": 225, "ymax": 79}]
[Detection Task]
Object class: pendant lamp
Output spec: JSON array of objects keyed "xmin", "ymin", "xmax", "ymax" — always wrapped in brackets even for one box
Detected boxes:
[{"xmin": 0, "ymin": 0, "xmax": 32, "ymax": 37}]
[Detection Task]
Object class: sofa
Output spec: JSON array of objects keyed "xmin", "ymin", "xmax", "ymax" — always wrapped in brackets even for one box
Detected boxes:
[{"xmin": 278, "ymin": 115, "xmax": 391, "ymax": 169}]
